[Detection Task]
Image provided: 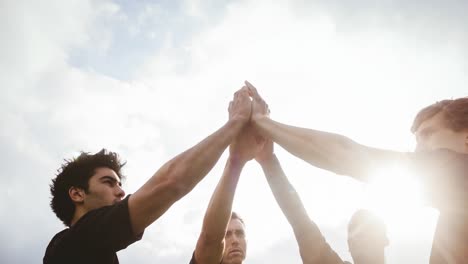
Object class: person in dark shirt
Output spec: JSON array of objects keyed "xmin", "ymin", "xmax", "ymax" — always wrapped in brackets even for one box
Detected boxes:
[
  {"xmin": 255, "ymin": 136, "xmax": 388, "ymax": 264},
  {"xmin": 244, "ymin": 81, "xmax": 468, "ymax": 264},
  {"xmin": 189, "ymin": 95, "xmax": 265, "ymax": 264},
  {"xmin": 44, "ymin": 86, "xmax": 255, "ymax": 264},
  {"xmin": 189, "ymin": 212, "xmax": 247, "ymax": 264}
]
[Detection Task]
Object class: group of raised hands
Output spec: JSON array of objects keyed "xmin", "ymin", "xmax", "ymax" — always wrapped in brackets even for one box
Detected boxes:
[{"xmin": 227, "ymin": 81, "xmax": 273, "ymax": 165}]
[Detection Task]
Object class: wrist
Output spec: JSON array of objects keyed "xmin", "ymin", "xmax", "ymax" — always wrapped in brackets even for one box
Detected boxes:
[
  {"xmin": 228, "ymin": 115, "xmax": 249, "ymax": 127},
  {"xmin": 228, "ymin": 153, "xmax": 248, "ymax": 167},
  {"xmin": 258, "ymin": 153, "xmax": 277, "ymax": 167},
  {"xmin": 251, "ymin": 114, "xmax": 268, "ymax": 128}
]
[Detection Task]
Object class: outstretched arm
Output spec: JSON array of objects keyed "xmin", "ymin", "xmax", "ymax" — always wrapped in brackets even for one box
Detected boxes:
[
  {"xmin": 246, "ymin": 81, "xmax": 406, "ymax": 181},
  {"xmin": 193, "ymin": 157, "xmax": 244, "ymax": 264},
  {"xmin": 128, "ymin": 87, "xmax": 252, "ymax": 235},
  {"xmin": 193, "ymin": 99, "xmax": 264, "ymax": 264},
  {"xmin": 256, "ymin": 140, "xmax": 343, "ymax": 264}
]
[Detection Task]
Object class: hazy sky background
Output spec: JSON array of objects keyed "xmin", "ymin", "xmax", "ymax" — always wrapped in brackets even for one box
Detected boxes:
[{"xmin": 1, "ymin": 0, "xmax": 467, "ymax": 263}]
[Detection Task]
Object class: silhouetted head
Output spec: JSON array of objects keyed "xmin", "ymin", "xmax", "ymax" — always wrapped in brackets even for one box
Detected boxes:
[{"xmin": 347, "ymin": 209, "xmax": 388, "ymax": 264}]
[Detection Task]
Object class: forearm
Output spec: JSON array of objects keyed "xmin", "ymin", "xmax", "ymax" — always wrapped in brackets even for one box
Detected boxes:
[
  {"xmin": 261, "ymin": 155, "xmax": 332, "ymax": 263},
  {"xmin": 129, "ymin": 119, "xmax": 245, "ymax": 234},
  {"xmin": 254, "ymin": 116, "xmax": 387, "ymax": 179},
  {"xmin": 201, "ymin": 157, "xmax": 244, "ymax": 241},
  {"xmin": 262, "ymin": 155, "xmax": 341, "ymax": 263},
  {"xmin": 261, "ymin": 155, "xmax": 315, "ymax": 230},
  {"xmin": 195, "ymin": 157, "xmax": 244, "ymax": 263}
]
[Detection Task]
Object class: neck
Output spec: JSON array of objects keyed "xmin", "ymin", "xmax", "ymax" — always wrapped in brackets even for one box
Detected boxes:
[{"xmin": 70, "ymin": 206, "xmax": 88, "ymax": 226}]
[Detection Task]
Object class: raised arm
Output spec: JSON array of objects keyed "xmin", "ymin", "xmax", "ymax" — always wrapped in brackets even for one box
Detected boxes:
[
  {"xmin": 246, "ymin": 81, "xmax": 405, "ymax": 181},
  {"xmin": 128, "ymin": 87, "xmax": 252, "ymax": 235},
  {"xmin": 193, "ymin": 103, "xmax": 264, "ymax": 264},
  {"xmin": 256, "ymin": 140, "xmax": 343, "ymax": 264}
]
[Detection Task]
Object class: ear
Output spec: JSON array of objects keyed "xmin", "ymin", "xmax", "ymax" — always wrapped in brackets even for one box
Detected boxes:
[{"xmin": 69, "ymin": 186, "xmax": 85, "ymax": 203}]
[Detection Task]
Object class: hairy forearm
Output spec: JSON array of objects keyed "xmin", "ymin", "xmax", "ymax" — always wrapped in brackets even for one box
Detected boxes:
[{"xmin": 129, "ymin": 119, "xmax": 245, "ymax": 234}]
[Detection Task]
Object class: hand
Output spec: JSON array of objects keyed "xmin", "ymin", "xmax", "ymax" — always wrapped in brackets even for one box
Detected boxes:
[
  {"xmin": 244, "ymin": 81, "xmax": 269, "ymax": 122},
  {"xmin": 255, "ymin": 137, "xmax": 274, "ymax": 164},
  {"xmin": 230, "ymin": 125, "xmax": 265, "ymax": 163},
  {"xmin": 228, "ymin": 86, "xmax": 252, "ymax": 125}
]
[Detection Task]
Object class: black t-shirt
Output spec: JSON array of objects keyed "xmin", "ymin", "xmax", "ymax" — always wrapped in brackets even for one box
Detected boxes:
[
  {"xmin": 407, "ymin": 149, "xmax": 468, "ymax": 264},
  {"xmin": 43, "ymin": 195, "xmax": 143, "ymax": 264}
]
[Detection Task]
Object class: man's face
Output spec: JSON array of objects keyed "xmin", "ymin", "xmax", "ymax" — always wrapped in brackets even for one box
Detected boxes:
[
  {"xmin": 414, "ymin": 112, "xmax": 468, "ymax": 153},
  {"xmin": 82, "ymin": 167, "xmax": 125, "ymax": 212},
  {"xmin": 222, "ymin": 218, "xmax": 247, "ymax": 264}
]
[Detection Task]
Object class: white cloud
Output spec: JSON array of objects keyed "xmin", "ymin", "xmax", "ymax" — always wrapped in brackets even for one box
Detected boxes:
[{"xmin": 1, "ymin": 0, "xmax": 467, "ymax": 263}]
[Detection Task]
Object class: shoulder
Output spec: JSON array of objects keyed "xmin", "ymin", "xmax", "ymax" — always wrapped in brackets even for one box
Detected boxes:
[
  {"xmin": 76, "ymin": 195, "xmax": 132, "ymax": 226},
  {"xmin": 43, "ymin": 229, "xmax": 70, "ymax": 262}
]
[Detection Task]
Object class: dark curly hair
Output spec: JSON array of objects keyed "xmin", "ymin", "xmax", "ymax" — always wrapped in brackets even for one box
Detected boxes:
[
  {"xmin": 411, "ymin": 97, "xmax": 468, "ymax": 133},
  {"xmin": 50, "ymin": 149, "xmax": 126, "ymax": 226}
]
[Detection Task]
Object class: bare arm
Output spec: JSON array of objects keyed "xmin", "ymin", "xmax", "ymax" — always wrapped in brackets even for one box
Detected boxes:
[
  {"xmin": 128, "ymin": 88, "xmax": 252, "ymax": 235},
  {"xmin": 194, "ymin": 92, "xmax": 265, "ymax": 264},
  {"xmin": 193, "ymin": 157, "xmax": 245, "ymax": 264},
  {"xmin": 246, "ymin": 81, "xmax": 405, "ymax": 181},
  {"xmin": 256, "ymin": 142, "xmax": 343, "ymax": 264}
]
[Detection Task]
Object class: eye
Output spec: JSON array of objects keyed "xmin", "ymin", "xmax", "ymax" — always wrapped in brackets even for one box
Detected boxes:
[{"xmin": 104, "ymin": 180, "xmax": 115, "ymax": 186}]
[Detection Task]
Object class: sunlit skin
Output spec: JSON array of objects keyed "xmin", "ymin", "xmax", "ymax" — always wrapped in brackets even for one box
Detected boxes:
[
  {"xmin": 347, "ymin": 224, "xmax": 388, "ymax": 264},
  {"xmin": 242, "ymin": 82, "xmax": 468, "ymax": 263},
  {"xmin": 414, "ymin": 112, "xmax": 468, "ymax": 153},
  {"xmin": 221, "ymin": 218, "xmax": 247, "ymax": 264},
  {"xmin": 69, "ymin": 167, "xmax": 125, "ymax": 226}
]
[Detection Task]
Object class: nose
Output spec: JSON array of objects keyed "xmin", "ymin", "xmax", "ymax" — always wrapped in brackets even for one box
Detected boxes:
[
  {"xmin": 116, "ymin": 185, "xmax": 125, "ymax": 199},
  {"xmin": 230, "ymin": 235, "xmax": 240, "ymax": 245}
]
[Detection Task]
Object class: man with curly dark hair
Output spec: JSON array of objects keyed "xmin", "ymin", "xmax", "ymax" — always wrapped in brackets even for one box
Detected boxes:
[{"xmin": 44, "ymin": 86, "xmax": 261, "ymax": 264}]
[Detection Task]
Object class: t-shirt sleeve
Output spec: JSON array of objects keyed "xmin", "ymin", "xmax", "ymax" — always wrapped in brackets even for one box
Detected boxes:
[
  {"xmin": 68, "ymin": 195, "xmax": 143, "ymax": 252},
  {"xmin": 407, "ymin": 149, "xmax": 468, "ymax": 211}
]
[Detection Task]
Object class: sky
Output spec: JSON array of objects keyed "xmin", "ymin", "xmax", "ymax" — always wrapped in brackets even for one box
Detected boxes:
[{"xmin": 1, "ymin": 0, "xmax": 467, "ymax": 263}]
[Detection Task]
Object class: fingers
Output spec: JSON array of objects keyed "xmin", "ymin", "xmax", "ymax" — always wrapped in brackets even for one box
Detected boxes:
[
  {"xmin": 233, "ymin": 86, "xmax": 248, "ymax": 100},
  {"xmin": 244, "ymin": 80, "xmax": 261, "ymax": 100}
]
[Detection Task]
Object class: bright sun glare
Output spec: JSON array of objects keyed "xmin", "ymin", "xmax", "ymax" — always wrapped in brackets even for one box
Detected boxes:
[{"xmin": 363, "ymin": 165, "xmax": 437, "ymax": 239}]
